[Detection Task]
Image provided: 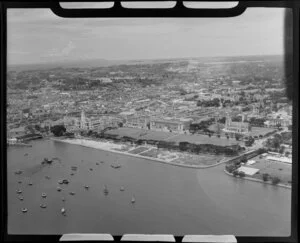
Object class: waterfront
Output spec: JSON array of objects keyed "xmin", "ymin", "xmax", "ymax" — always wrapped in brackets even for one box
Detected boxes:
[{"xmin": 7, "ymin": 139, "xmax": 291, "ymax": 236}]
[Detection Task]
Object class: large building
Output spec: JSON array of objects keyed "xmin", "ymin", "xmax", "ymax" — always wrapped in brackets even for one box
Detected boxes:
[
  {"xmin": 149, "ymin": 118, "xmax": 192, "ymax": 134},
  {"xmin": 223, "ymin": 114, "xmax": 250, "ymax": 135}
]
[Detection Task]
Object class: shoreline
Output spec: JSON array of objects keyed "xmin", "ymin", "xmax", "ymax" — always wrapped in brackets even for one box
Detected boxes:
[
  {"xmin": 50, "ymin": 137, "xmax": 229, "ymax": 169},
  {"xmin": 223, "ymin": 169, "xmax": 291, "ymax": 189}
]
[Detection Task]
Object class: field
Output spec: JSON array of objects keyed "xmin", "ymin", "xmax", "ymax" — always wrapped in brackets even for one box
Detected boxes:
[
  {"xmin": 173, "ymin": 153, "xmax": 224, "ymax": 166},
  {"xmin": 246, "ymin": 155, "xmax": 292, "ymax": 184},
  {"xmin": 248, "ymin": 127, "xmax": 276, "ymax": 137},
  {"xmin": 166, "ymin": 133, "xmax": 241, "ymax": 146},
  {"xmin": 105, "ymin": 127, "xmax": 171, "ymax": 140}
]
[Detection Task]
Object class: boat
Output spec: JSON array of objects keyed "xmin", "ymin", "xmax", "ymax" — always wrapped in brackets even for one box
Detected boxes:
[
  {"xmin": 14, "ymin": 170, "xmax": 23, "ymax": 175},
  {"xmin": 69, "ymin": 192, "xmax": 75, "ymax": 195},
  {"xmin": 16, "ymin": 189, "xmax": 22, "ymax": 194},
  {"xmin": 62, "ymin": 197, "xmax": 66, "ymax": 202},
  {"xmin": 71, "ymin": 166, "xmax": 77, "ymax": 171},
  {"xmin": 21, "ymin": 208, "xmax": 28, "ymax": 213},
  {"xmin": 111, "ymin": 164, "xmax": 121, "ymax": 169},
  {"xmin": 58, "ymin": 180, "xmax": 63, "ymax": 184},
  {"xmin": 18, "ymin": 181, "xmax": 22, "ymax": 184},
  {"xmin": 45, "ymin": 176, "xmax": 51, "ymax": 179},
  {"xmin": 24, "ymin": 153, "xmax": 28, "ymax": 156},
  {"xmin": 100, "ymin": 161, "xmax": 104, "ymax": 164},
  {"xmin": 18, "ymin": 196, "xmax": 24, "ymax": 201},
  {"xmin": 42, "ymin": 158, "xmax": 53, "ymax": 164},
  {"xmin": 103, "ymin": 185, "xmax": 109, "ymax": 195},
  {"xmin": 28, "ymin": 182, "xmax": 33, "ymax": 186},
  {"xmin": 84, "ymin": 185, "xmax": 89, "ymax": 190},
  {"xmin": 62, "ymin": 179, "xmax": 69, "ymax": 184},
  {"xmin": 89, "ymin": 168, "xmax": 93, "ymax": 171},
  {"xmin": 131, "ymin": 196, "xmax": 136, "ymax": 204},
  {"xmin": 70, "ymin": 173, "xmax": 74, "ymax": 176},
  {"xmin": 120, "ymin": 186, "xmax": 125, "ymax": 191},
  {"xmin": 40, "ymin": 204, "xmax": 47, "ymax": 209},
  {"xmin": 57, "ymin": 187, "xmax": 62, "ymax": 192},
  {"xmin": 96, "ymin": 162, "xmax": 99, "ymax": 165},
  {"xmin": 41, "ymin": 193, "xmax": 47, "ymax": 198},
  {"xmin": 61, "ymin": 207, "xmax": 66, "ymax": 215}
]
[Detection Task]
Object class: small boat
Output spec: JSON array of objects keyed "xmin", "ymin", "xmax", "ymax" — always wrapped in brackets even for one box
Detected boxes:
[
  {"xmin": 71, "ymin": 166, "xmax": 77, "ymax": 171},
  {"xmin": 57, "ymin": 187, "xmax": 62, "ymax": 192},
  {"xmin": 61, "ymin": 207, "xmax": 66, "ymax": 215},
  {"xmin": 103, "ymin": 185, "xmax": 109, "ymax": 195},
  {"xmin": 89, "ymin": 168, "xmax": 93, "ymax": 171},
  {"xmin": 18, "ymin": 196, "xmax": 24, "ymax": 201},
  {"xmin": 40, "ymin": 204, "xmax": 47, "ymax": 209},
  {"xmin": 84, "ymin": 185, "xmax": 89, "ymax": 190},
  {"xmin": 45, "ymin": 176, "xmax": 51, "ymax": 180},
  {"xmin": 96, "ymin": 162, "xmax": 99, "ymax": 165},
  {"xmin": 16, "ymin": 189, "xmax": 22, "ymax": 194},
  {"xmin": 120, "ymin": 186, "xmax": 125, "ymax": 191},
  {"xmin": 58, "ymin": 180, "xmax": 63, "ymax": 185},
  {"xmin": 42, "ymin": 158, "xmax": 53, "ymax": 164},
  {"xmin": 18, "ymin": 181, "xmax": 22, "ymax": 184},
  {"xmin": 70, "ymin": 173, "xmax": 74, "ymax": 176},
  {"xmin": 62, "ymin": 197, "xmax": 66, "ymax": 202},
  {"xmin": 62, "ymin": 179, "xmax": 69, "ymax": 184},
  {"xmin": 28, "ymin": 182, "xmax": 33, "ymax": 186},
  {"xmin": 14, "ymin": 170, "xmax": 23, "ymax": 175},
  {"xmin": 111, "ymin": 164, "xmax": 121, "ymax": 169},
  {"xmin": 100, "ymin": 161, "xmax": 104, "ymax": 164},
  {"xmin": 24, "ymin": 153, "xmax": 28, "ymax": 156},
  {"xmin": 69, "ymin": 192, "xmax": 75, "ymax": 196},
  {"xmin": 131, "ymin": 196, "xmax": 135, "ymax": 204},
  {"xmin": 21, "ymin": 208, "xmax": 28, "ymax": 213},
  {"xmin": 41, "ymin": 193, "xmax": 47, "ymax": 198}
]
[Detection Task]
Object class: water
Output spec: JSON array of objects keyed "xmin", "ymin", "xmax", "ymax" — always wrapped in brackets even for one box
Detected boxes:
[{"xmin": 7, "ymin": 139, "xmax": 291, "ymax": 235}]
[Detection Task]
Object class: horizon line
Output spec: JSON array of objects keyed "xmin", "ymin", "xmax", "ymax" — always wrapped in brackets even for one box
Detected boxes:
[{"xmin": 8, "ymin": 53, "xmax": 284, "ymax": 67}]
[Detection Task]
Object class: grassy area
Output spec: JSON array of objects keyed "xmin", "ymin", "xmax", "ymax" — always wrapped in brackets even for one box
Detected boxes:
[
  {"xmin": 106, "ymin": 127, "xmax": 171, "ymax": 140},
  {"xmin": 248, "ymin": 127, "xmax": 276, "ymax": 137},
  {"xmin": 173, "ymin": 153, "xmax": 224, "ymax": 166},
  {"xmin": 245, "ymin": 155, "xmax": 291, "ymax": 185},
  {"xmin": 167, "ymin": 133, "xmax": 241, "ymax": 146}
]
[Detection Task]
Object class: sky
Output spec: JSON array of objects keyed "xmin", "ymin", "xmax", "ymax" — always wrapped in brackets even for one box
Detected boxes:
[{"xmin": 7, "ymin": 5, "xmax": 285, "ymax": 65}]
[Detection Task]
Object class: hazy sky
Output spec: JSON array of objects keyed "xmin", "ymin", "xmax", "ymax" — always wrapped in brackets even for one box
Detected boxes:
[{"xmin": 7, "ymin": 7, "xmax": 285, "ymax": 65}]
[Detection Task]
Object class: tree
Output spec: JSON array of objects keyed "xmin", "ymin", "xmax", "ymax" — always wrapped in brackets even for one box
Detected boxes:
[
  {"xmin": 232, "ymin": 170, "xmax": 239, "ymax": 177},
  {"xmin": 279, "ymin": 146, "xmax": 285, "ymax": 154},
  {"xmin": 50, "ymin": 125, "xmax": 66, "ymax": 137},
  {"xmin": 271, "ymin": 176, "xmax": 281, "ymax": 185},
  {"xmin": 225, "ymin": 164, "xmax": 236, "ymax": 173},
  {"xmin": 262, "ymin": 173, "xmax": 269, "ymax": 182},
  {"xmin": 238, "ymin": 171, "xmax": 246, "ymax": 178}
]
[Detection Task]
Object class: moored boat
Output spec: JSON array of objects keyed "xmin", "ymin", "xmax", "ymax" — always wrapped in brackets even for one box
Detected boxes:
[
  {"xmin": 131, "ymin": 196, "xmax": 135, "ymax": 203},
  {"xmin": 40, "ymin": 204, "xmax": 47, "ymax": 209},
  {"xmin": 21, "ymin": 208, "xmax": 28, "ymax": 213},
  {"xmin": 120, "ymin": 186, "xmax": 125, "ymax": 191}
]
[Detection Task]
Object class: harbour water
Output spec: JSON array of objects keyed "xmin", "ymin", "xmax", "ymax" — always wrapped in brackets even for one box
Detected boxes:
[{"xmin": 7, "ymin": 139, "xmax": 291, "ymax": 235}]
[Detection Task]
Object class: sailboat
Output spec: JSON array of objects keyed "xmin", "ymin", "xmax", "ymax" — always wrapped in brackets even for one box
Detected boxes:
[
  {"xmin": 131, "ymin": 195, "xmax": 136, "ymax": 204},
  {"xmin": 61, "ymin": 207, "xmax": 66, "ymax": 215}
]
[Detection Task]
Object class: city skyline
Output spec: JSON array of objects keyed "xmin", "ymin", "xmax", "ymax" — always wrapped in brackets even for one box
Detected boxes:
[{"xmin": 7, "ymin": 7, "xmax": 285, "ymax": 65}]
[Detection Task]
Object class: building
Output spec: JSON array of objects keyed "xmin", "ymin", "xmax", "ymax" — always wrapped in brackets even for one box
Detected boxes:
[
  {"xmin": 223, "ymin": 114, "xmax": 250, "ymax": 135},
  {"xmin": 125, "ymin": 115, "xmax": 149, "ymax": 129},
  {"xmin": 149, "ymin": 118, "xmax": 192, "ymax": 133}
]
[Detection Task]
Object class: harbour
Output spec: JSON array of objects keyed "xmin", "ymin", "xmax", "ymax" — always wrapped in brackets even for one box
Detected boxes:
[{"xmin": 7, "ymin": 139, "xmax": 291, "ymax": 236}]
